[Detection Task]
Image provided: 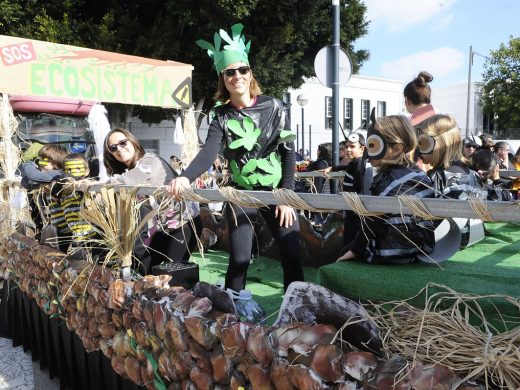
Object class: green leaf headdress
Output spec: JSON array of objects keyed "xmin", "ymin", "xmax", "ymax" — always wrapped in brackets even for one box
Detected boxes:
[{"xmin": 196, "ymin": 23, "xmax": 251, "ymax": 74}]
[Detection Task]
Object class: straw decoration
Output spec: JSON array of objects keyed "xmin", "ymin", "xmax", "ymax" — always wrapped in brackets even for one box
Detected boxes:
[
  {"xmin": 80, "ymin": 187, "xmax": 156, "ymax": 269},
  {"xmin": 398, "ymin": 194, "xmax": 443, "ymax": 221},
  {"xmin": 181, "ymin": 107, "xmax": 200, "ymax": 167},
  {"xmin": 218, "ymin": 186, "xmax": 266, "ymax": 209},
  {"xmin": 468, "ymin": 197, "xmax": 494, "ymax": 222},
  {"xmin": 0, "ymin": 94, "xmax": 29, "ymax": 238},
  {"xmin": 273, "ymin": 188, "xmax": 327, "ymax": 212},
  {"xmin": 366, "ymin": 283, "xmax": 520, "ymax": 389},
  {"xmin": 340, "ymin": 192, "xmax": 384, "ymax": 218}
]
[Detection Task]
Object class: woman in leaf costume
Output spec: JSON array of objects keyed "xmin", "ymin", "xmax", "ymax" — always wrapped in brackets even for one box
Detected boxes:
[{"xmin": 169, "ymin": 23, "xmax": 304, "ymax": 293}]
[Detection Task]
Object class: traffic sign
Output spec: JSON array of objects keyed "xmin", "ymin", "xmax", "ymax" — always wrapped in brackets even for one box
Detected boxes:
[{"xmin": 314, "ymin": 45, "xmax": 352, "ymax": 88}]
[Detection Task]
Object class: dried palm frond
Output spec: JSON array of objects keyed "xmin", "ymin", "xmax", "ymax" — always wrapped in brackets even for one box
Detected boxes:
[
  {"xmin": 181, "ymin": 107, "xmax": 200, "ymax": 167},
  {"xmin": 0, "ymin": 94, "xmax": 27, "ymax": 238},
  {"xmin": 80, "ymin": 186, "xmax": 156, "ymax": 270},
  {"xmin": 366, "ymin": 283, "xmax": 520, "ymax": 389}
]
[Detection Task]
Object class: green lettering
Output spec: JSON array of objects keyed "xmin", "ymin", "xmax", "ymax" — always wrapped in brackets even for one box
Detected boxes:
[
  {"xmin": 48, "ymin": 63, "xmax": 63, "ymax": 96},
  {"xmin": 49, "ymin": 63, "xmax": 63, "ymax": 96},
  {"xmin": 160, "ymin": 79, "xmax": 174, "ymax": 106},
  {"xmin": 115, "ymin": 71, "xmax": 130, "ymax": 101},
  {"xmin": 103, "ymin": 70, "xmax": 116, "ymax": 100},
  {"xmin": 130, "ymin": 73, "xmax": 141, "ymax": 103},
  {"xmin": 63, "ymin": 66, "xmax": 79, "ymax": 97},
  {"xmin": 142, "ymin": 74, "xmax": 158, "ymax": 105},
  {"xmin": 80, "ymin": 67, "xmax": 96, "ymax": 99},
  {"xmin": 30, "ymin": 63, "xmax": 46, "ymax": 95}
]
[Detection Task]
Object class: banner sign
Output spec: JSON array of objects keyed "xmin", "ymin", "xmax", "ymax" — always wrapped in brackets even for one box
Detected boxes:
[{"xmin": 0, "ymin": 35, "xmax": 192, "ymax": 108}]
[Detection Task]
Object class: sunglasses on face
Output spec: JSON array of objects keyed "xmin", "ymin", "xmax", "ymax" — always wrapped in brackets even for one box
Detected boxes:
[
  {"xmin": 37, "ymin": 157, "xmax": 50, "ymax": 167},
  {"xmin": 108, "ymin": 139, "xmax": 129, "ymax": 153},
  {"xmin": 222, "ymin": 66, "xmax": 251, "ymax": 78}
]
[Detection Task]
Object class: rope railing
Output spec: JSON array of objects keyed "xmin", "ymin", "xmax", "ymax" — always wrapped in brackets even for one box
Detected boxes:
[
  {"xmin": 3, "ymin": 179, "xmax": 520, "ymax": 222},
  {"xmin": 196, "ymin": 169, "xmax": 520, "ymax": 179},
  {"xmin": 71, "ymin": 182, "xmax": 520, "ymax": 223}
]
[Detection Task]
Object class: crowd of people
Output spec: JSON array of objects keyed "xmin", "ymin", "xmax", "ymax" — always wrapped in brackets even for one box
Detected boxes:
[{"xmin": 17, "ymin": 25, "xmax": 520, "ymax": 296}]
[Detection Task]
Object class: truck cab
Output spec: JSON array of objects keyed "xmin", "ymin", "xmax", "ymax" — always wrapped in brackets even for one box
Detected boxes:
[{"xmin": 10, "ymin": 95, "xmax": 96, "ymax": 159}]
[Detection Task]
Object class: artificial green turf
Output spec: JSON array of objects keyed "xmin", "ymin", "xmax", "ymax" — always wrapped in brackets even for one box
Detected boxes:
[{"xmin": 190, "ymin": 249, "xmax": 319, "ymax": 325}]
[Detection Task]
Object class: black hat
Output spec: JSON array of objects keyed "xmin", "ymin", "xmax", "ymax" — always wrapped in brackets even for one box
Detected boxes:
[{"xmin": 463, "ymin": 137, "xmax": 481, "ymax": 148}]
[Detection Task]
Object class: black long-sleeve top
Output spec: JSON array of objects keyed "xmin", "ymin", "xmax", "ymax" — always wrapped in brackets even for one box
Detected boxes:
[{"xmin": 182, "ymin": 95, "xmax": 296, "ymax": 190}]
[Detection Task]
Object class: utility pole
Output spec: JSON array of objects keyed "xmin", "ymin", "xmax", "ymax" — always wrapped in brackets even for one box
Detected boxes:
[
  {"xmin": 465, "ymin": 45, "xmax": 473, "ymax": 138},
  {"xmin": 331, "ymin": 0, "xmax": 340, "ymax": 193}
]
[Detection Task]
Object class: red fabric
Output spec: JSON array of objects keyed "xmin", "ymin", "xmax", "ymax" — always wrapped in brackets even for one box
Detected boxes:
[{"xmin": 410, "ymin": 104, "xmax": 436, "ymax": 126}]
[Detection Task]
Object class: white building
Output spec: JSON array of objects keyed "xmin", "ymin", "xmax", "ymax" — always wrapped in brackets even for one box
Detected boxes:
[
  {"xmin": 125, "ymin": 76, "xmax": 490, "ymax": 162},
  {"xmin": 432, "ymin": 81, "xmax": 493, "ymax": 138},
  {"xmin": 287, "ymin": 75, "xmax": 403, "ymax": 159}
]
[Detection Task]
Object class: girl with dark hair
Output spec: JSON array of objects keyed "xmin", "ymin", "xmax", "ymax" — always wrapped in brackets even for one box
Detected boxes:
[
  {"xmin": 404, "ymin": 71, "xmax": 436, "ymax": 171},
  {"xmin": 469, "ymin": 149, "xmax": 512, "ymax": 201},
  {"xmin": 404, "ymin": 71, "xmax": 435, "ymax": 130},
  {"xmin": 104, "ymin": 128, "xmax": 202, "ymax": 274},
  {"xmin": 324, "ymin": 132, "xmax": 372, "ymax": 246},
  {"xmin": 307, "ymin": 143, "xmax": 332, "ymax": 227},
  {"xmin": 309, "ymin": 143, "xmax": 332, "ymax": 194},
  {"xmin": 168, "ymin": 23, "xmax": 304, "ymax": 293},
  {"xmin": 337, "ymin": 115, "xmax": 436, "ymax": 264}
]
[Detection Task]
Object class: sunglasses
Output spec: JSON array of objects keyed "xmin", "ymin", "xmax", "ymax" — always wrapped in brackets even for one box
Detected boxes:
[
  {"xmin": 108, "ymin": 139, "xmax": 129, "ymax": 153},
  {"xmin": 222, "ymin": 66, "xmax": 251, "ymax": 78},
  {"xmin": 37, "ymin": 157, "xmax": 50, "ymax": 167}
]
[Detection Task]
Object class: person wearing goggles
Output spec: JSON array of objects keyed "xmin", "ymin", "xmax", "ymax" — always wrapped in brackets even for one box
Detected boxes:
[
  {"xmin": 337, "ymin": 113, "xmax": 435, "ymax": 264},
  {"xmin": 418, "ymin": 114, "xmax": 489, "ymax": 248}
]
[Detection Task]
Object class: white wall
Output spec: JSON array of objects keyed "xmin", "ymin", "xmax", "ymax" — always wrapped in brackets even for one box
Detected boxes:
[
  {"xmin": 128, "ymin": 119, "xmax": 183, "ymax": 161},
  {"xmin": 126, "ymin": 77, "xmax": 488, "ymax": 163},
  {"xmin": 288, "ymin": 75, "xmax": 403, "ymax": 159},
  {"xmin": 432, "ymin": 82, "xmax": 484, "ymax": 137}
]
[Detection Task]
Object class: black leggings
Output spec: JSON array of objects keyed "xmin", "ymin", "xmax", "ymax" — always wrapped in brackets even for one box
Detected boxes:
[
  {"xmin": 224, "ymin": 203, "xmax": 304, "ymax": 292},
  {"xmin": 135, "ymin": 216, "xmax": 203, "ymax": 275}
]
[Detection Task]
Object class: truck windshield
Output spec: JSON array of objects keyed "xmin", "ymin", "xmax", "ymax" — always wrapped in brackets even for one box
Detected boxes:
[{"xmin": 16, "ymin": 113, "xmax": 96, "ymax": 156}]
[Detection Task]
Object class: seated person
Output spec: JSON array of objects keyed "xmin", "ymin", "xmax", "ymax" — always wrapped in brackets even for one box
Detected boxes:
[
  {"xmin": 51, "ymin": 153, "xmax": 100, "ymax": 259},
  {"xmin": 337, "ymin": 113, "xmax": 435, "ymax": 264},
  {"xmin": 20, "ymin": 144, "xmax": 69, "ymax": 249},
  {"xmin": 469, "ymin": 149, "xmax": 513, "ymax": 201},
  {"xmin": 324, "ymin": 133, "xmax": 372, "ymax": 246},
  {"xmin": 103, "ymin": 128, "xmax": 202, "ymax": 275}
]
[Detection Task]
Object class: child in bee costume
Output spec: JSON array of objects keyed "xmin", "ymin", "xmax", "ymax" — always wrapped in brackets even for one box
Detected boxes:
[
  {"xmin": 51, "ymin": 153, "xmax": 100, "ymax": 260},
  {"xmin": 20, "ymin": 144, "xmax": 69, "ymax": 249},
  {"xmin": 168, "ymin": 23, "xmax": 304, "ymax": 292},
  {"xmin": 337, "ymin": 112, "xmax": 436, "ymax": 264}
]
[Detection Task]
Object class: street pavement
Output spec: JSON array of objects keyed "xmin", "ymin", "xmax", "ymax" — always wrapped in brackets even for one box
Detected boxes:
[{"xmin": 0, "ymin": 337, "xmax": 60, "ymax": 390}]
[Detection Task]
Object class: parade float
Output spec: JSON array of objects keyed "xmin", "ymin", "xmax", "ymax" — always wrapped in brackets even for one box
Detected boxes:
[{"xmin": 1, "ymin": 34, "xmax": 520, "ymax": 390}]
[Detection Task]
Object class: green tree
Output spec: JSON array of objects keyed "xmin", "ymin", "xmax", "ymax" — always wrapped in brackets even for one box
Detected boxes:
[
  {"xmin": 482, "ymin": 36, "xmax": 520, "ymax": 135},
  {"xmin": 1, "ymin": 0, "xmax": 369, "ymax": 123}
]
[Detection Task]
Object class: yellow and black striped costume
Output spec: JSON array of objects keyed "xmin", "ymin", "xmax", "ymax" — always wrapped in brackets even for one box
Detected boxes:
[{"xmin": 60, "ymin": 191, "xmax": 97, "ymax": 243}]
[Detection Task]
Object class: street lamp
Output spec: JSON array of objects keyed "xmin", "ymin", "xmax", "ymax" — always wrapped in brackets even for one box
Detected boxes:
[{"xmin": 297, "ymin": 94, "xmax": 309, "ymax": 158}]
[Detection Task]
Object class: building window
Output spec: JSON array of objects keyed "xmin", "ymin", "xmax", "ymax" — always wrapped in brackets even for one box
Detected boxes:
[
  {"xmin": 140, "ymin": 139, "xmax": 160, "ymax": 154},
  {"xmin": 377, "ymin": 101, "xmax": 386, "ymax": 117},
  {"xmin": 325, "ymin": 96, "xmax": 333, "ymax": 129},
  {"xmin": 361, "ymin": 100, "xmax": 370, "ymax": 129},
  {"xmin": 343, "ymin": 98, "xmax": 353, "ymax": 131},
  {"xmin": 483, "ymin": 114, "xmax": 494, "ymax": 133}
]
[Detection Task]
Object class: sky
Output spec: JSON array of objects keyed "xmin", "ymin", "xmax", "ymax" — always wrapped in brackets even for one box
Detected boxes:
[{"xmin": 355, "ymin": 0, "xmax": 520, "ymax": 87}]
